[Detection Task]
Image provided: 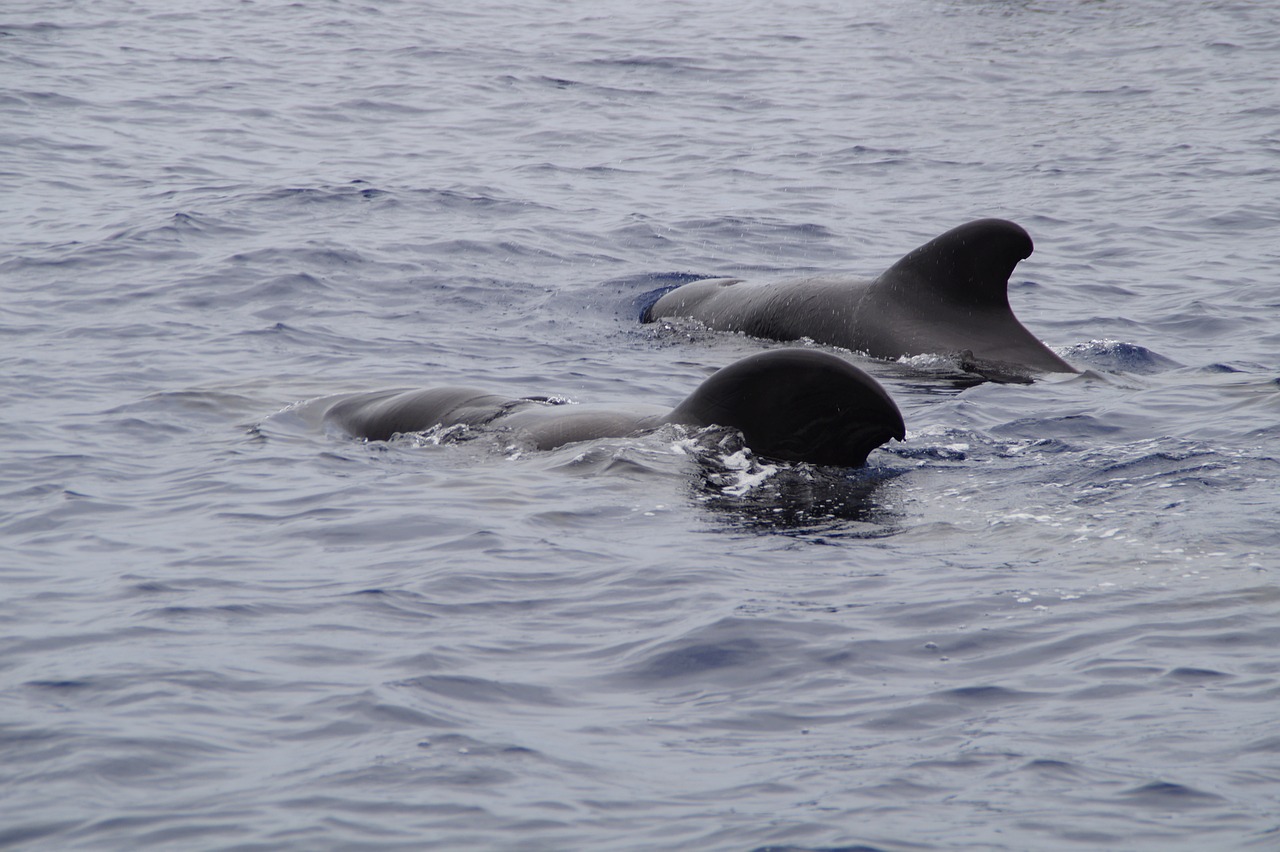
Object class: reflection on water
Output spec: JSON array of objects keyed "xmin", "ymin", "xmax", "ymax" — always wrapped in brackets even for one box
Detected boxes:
[{"xmin": 689, "ymin": 430, "xmax": 904, "ymax": 536}]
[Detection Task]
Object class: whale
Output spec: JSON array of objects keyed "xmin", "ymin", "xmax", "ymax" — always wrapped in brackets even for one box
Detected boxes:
[
  {"xmin": 323, "ymin": 349, "xmax": 906, "ymax": 467},
  {"xmin": 643, "ymin": 218, "xmax": 1076, "ymax": 376}
]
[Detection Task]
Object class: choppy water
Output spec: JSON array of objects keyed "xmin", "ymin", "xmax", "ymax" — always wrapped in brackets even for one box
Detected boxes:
[{"xmin": 3, "ymin": 1, "xmax": 1279, "ymax": 849}]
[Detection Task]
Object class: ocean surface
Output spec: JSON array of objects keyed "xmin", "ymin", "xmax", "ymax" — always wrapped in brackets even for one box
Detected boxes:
[{"xmin": 3, "ymin": 1, "xmax": 1279, "ymax": 849}]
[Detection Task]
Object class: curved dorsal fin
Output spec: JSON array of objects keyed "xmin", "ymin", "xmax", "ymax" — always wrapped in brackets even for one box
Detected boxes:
[
  {"xmin": 876, "ymin": 218, "xmax": 1033, "ymax": 309},
  {"xmin": 666, "ymin": 349, "xmax": 904, "ymax": 467}
]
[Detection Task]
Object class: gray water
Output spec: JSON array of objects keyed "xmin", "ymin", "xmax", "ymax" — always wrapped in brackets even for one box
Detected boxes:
[{"xmin": 3, "ymin": 1, "xmax": 1279, "ymax": 849}]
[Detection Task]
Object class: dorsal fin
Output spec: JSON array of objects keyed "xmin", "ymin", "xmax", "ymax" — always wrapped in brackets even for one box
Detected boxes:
[
  {"xmin": 876, "ymin": 218, "xmax": 1033, "ymax": 309},
  {"xmin": 666, "ymin": 349, "xmax": 904, "ymax": 467}
]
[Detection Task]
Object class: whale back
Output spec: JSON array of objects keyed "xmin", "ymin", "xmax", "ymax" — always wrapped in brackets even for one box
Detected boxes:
[
  {"xmin": 643, "ymin": 219, "xmax": 1074, "ymax": 375},
  {"xmin": 325, "ymin": 387, "xmax": 512, "ymax": 441},
  {"xmin": 666, "ymin": 349, "xmax": 905, "ymax": 467}
]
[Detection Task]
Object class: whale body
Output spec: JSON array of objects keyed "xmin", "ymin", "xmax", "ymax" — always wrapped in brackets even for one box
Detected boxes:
[
  {"xmin": 323, "ymin": 349, "xmax": 906, "ymax": 468},
  {"xmin": 644, "ymin": 219, "xmax": 1076, "ymax": 376}
]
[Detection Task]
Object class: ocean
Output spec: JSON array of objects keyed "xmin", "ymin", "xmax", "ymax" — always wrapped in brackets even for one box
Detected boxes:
[{"xmin": 2, "ymin": 0, "xmax": 1278, "ymax": 849}]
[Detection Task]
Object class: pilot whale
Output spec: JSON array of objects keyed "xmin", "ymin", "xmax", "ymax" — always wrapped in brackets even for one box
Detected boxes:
[
  {"xmin": 643, "ymin": 218, "xmax": 1076, "ymax": 375},
  {"xmin": 323, "ymin": 349, "xmax": 905, "ymax": 468}
]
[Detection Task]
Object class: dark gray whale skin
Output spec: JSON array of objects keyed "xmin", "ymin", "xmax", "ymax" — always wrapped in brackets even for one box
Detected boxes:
[
  {"xmin": 324, "ymin": 349, "xmax": 906, "ymax": 468},
  {"xmin": 644, "ymin": 219, "xmax": 1076, "ymax": 375}
]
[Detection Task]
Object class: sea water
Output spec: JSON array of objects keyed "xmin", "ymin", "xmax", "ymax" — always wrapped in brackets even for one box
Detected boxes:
[{"xmin": 2, "ymin": 1, "xmax": 1279, "ymax": 849}]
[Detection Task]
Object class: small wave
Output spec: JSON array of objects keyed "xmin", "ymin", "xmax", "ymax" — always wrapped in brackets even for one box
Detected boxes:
[
  {"xmin": 631, "ymin": 639, "xmax": 762, "ymax": 680},
  {"xmin": 1064, "ymin": 339, "xmax": 1181, "ymax": 374},
  {"xmin": 891, "ymin": 444, "xmax": 968, "ymax": 462},
  {"xmin": 598, "ymin": 271, "xmax": 718, "ymax": 321},
  {"xmin": 1120, "ymin": 780, "xmax": 1224, "ymax": 806},
  {"xmin": 245, "ymin": 181, "xmax": 398, "ymax": 207}
]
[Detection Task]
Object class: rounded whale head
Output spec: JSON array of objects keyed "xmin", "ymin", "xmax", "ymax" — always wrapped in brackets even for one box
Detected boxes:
[{"xmin": 666, "ymin": 349, "xmax": 905, "ymax": 467}]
